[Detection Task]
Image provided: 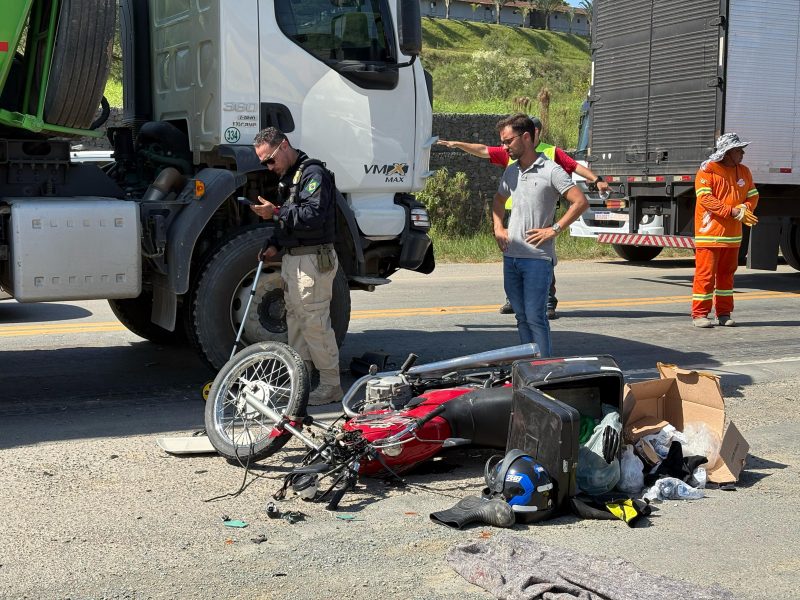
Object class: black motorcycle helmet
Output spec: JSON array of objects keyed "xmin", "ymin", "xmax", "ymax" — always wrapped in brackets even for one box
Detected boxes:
[{"xmin": 484, "ymin": 449, "xmax": 556, "ymax": 523}]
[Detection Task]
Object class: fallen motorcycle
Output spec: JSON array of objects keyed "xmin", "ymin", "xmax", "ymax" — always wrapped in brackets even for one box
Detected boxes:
[{"xmin": 204, "ymin": 341, "xmax": 539, "ymax": 508}]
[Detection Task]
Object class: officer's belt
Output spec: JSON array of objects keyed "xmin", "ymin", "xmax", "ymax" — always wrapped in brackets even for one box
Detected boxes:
[{"xmin": 285, "ymin": 243, "xmax": 334, "ymax": 256}]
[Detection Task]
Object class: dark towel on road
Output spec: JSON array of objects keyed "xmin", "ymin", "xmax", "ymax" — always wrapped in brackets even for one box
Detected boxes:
[{"xmin": 447, "ymin": 534, "xmax": 736, "ymax": 600}]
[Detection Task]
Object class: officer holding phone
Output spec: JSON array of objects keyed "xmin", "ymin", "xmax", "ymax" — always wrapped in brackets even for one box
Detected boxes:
[{"xmin": 251, "ymin": 127, "xmax": 342, "ymax": 406}]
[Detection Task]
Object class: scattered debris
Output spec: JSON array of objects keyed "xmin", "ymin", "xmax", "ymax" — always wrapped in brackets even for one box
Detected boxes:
[
  {"xmin": 250, "ymin": 534, "xmax": 268, "ymax": 544},
  {"xmin": 335, "ymin": 514, "xmax": 363, "ymax": 522},
  {"xmin": 282, "ymin": 511, "xmax": 305, "ymax": 524},
  {"xmin": 222, "ymin": 515, "xmax": 248, "ymax": 528}
]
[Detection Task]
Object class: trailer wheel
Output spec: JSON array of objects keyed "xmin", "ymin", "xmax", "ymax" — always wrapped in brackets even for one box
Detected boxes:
[
  {"xmin": 779, "ymin": 222, "xmax": 800, "ymax": 271},
  {"xmin": 189, "ymin": 228, "xmax": 351, "ymax": 371},
  {"xmin": 108, "ymin": 294, "xmax": 187, "ymax": 345},
  {"xmin": 43, "ymin": 0, "xmax": 116, "ymax": 130},
  {"xmin": 611, "ymin": 244, "xmax": 663, "ymax": 262}
]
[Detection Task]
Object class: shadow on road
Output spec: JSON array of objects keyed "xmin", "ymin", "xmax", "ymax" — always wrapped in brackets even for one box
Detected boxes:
[
  {"xmin": 0, "ymin": 325, "xmax": 753, "ymax": 449},
  {"xmin": 0, "ymin": 301, "xmax": 92, "ymax": 323}
]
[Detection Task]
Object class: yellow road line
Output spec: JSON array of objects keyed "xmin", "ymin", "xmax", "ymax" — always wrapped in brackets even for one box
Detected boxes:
[{"xmin": 1, "ymin": 289, "xmax": 797, "ymax": 337}]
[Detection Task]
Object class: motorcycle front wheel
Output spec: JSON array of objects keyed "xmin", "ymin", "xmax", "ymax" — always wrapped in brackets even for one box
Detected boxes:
[{"xmin": 205, "ymin": 342, "xmax": 309, "ymax": 463}]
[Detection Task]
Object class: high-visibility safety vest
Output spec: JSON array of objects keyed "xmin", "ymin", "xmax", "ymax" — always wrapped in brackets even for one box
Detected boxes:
[{"xmin": 505, "ymin": 143, "xmax": 556, "ymax": 209}]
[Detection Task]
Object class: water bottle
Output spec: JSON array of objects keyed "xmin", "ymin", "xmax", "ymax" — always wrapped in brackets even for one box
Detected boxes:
[
  {"xmin": 659, "ymin": 479, "xmax": 675, "ymax": 499},
  {"xmin": 598, "ymin": 189, "xmax": 611, "ymax": 201},
  {"xmin": 675, "ymin": 481, "xmax": 704, "ymax": 500}
]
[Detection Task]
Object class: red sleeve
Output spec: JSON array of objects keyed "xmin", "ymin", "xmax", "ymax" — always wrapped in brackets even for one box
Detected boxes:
[
  {"xmin": 553, "ymin": 147, "xmax": 578, "ymax": 175},
  {"xmin": 487, "ymin": 146, "xmax": 510, "ymax": 167}
]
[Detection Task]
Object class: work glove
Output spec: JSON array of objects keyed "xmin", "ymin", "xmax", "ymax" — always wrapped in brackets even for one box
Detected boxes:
[
  {"xmin": 602, "ymin": 424, "xmax": 621, "ymax": 464},
  {"xmin": 734, "ymin": 204, "xmax": 758, "ymax": 227}
]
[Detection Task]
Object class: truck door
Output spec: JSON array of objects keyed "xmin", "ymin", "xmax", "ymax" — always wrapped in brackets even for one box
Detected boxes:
[
  {"xmin": 590, "ymin": 0, "xmax": 725, "ymax": 175},
  {"xmin": 257, "ymin": 0, "xmax": 418, "ymax": 195}
]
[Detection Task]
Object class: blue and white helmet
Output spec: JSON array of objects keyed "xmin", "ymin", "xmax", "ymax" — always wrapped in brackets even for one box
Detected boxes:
[{"xmin": 484, "ymin": 449, "xmax": 555, "ymax": 523}]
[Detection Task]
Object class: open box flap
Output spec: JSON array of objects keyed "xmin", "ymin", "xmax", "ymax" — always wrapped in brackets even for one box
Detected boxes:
[{"xmin": 707, "ymin": 421, "xmax": 749, "ymax": 483}]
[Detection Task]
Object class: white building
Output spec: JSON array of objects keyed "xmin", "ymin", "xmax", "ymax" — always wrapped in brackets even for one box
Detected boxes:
[{"xmin": 421, "ymin": 0, "xmax": 591, "ymax": 36}]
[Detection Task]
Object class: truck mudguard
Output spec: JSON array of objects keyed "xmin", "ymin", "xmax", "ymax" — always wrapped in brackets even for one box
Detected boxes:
[{"xmin": 166, "ymin": 168, "xmax": 246, "ymax": 295}]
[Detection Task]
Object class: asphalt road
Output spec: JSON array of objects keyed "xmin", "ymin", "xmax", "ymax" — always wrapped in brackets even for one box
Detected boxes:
[
  {"xmin": 1, "ymin": 257, "xmax": 799, "ymax": 599},
  {"xmin": 1, "ymin": 257, "xmax": 798, "ymax": 420}
]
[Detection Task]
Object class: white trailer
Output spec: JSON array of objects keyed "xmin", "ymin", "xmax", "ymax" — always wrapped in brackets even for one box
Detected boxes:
[{"xmin": 573, "ymin": 0, "xmax": 800, "ymax": 268}]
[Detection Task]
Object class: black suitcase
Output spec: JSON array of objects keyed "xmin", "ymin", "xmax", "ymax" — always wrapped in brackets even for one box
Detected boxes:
[
  {"xmin": 512, "ymin": 355, "xmax": 624, "ymax": 417},
  {"xmin": 506, "ymin": 355, "xmax": 625, "ymax": 511},
  {"xmin": 506, "ymin": 387, "xmax": 581, "ymax": 511}
]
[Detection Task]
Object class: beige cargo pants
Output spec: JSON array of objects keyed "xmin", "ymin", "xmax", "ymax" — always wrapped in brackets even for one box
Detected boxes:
[{"xmin": 281, "ymin": 250, "xmax": 340, "ymax": 387}]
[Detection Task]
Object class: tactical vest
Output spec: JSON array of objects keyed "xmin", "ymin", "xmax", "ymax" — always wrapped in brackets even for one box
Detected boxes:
[{"xmin": 276, "ymin": 157, "xmax": 337, "ymax": 247}]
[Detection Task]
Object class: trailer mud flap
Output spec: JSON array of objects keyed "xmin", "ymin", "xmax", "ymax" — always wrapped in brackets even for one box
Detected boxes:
[{"xmin": 747, "ymin": 219, "xmax": 781, "ymax": 271}]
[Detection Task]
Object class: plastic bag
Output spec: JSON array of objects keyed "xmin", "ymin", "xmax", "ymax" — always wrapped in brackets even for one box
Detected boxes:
[
  {"xmin": 681, "ymin": 421, "xmax": 722, "ymax": 468},
  {"xmin": 616, "ymin": 445, "xmax": 645, "ymax": 494},
  {"xmin": 642, "ymin": 424, "xmax": 686, "ymax": 459},
  {"xmin": 643, "ymin": 477, "xmax": 704, "ymax": 501},
  {"xmin": 692, "ymin": 466, "xmax": 707, "ymax": 489},
  {"xmin": 577, "ymin": 412, "xmax": 622, "ymax": 495}
]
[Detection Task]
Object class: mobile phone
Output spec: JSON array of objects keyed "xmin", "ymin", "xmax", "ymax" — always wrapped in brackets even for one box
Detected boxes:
[{"xmin": 237, "ymin": 196, "xmax": 258, "ymax": 205}]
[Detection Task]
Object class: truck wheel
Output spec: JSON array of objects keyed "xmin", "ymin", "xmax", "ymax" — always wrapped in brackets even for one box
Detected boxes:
[
  {"xmin": 44, "ymin": 0, "xmax": 116, "ymax": 130},
  {"xmin": 190, "ymin": 228, "xmax": 351, "ymax": 371},
  {"xmin": 779, "ymin": 222, "xmax": 800, "ymax": 271},
  {"xmin": 612, "ymin": 244, "xmax": 663, "ymax": 262},
  {"xmin": 108, "ymin": 294, "xmax": 187, "ymax": 345}
]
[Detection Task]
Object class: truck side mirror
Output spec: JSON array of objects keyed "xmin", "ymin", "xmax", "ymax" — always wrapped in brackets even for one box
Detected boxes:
[{"xmin": 397, "ymin": 0, "xmax": 422, "ymax": 56}]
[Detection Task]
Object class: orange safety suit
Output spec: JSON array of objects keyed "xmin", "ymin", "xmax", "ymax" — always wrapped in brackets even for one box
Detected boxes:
[{"xmin": 692, "ymin": 162, "xmax": 759, "ymax": 318}]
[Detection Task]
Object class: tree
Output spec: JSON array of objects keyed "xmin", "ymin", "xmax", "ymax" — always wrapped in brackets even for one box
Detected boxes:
[
  {"xmin": 580, "ymin": 0, "xmax": 593, "ymax": 36},
  {"xmin": 520, "ymin": 2, "xmax": 534, "ymax": 28},
  {"xmin": 532, "ymin": 0, "xmax": 566, "ymax": 31},
  {"xmin": 567, "ymin": 7, "xmax": 575, "ymax": 34},
  {"xmin": 492, "ymin": 0, "xmax": 511, "ymax": 25},
  {"xmin": 444, "ymin": 0, "xmax": 452, "ymax": 19}
]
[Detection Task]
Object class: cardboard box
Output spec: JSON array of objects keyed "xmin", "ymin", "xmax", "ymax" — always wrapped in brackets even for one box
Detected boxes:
[{"xmin": 622, "ymin": 363, "xmax": 749, "ymax": 484}]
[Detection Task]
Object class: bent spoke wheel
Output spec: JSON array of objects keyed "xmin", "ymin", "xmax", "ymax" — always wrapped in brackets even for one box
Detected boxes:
[{"xmin": 205, "ymin": 342, "xmax": 309, "ymax": 463}]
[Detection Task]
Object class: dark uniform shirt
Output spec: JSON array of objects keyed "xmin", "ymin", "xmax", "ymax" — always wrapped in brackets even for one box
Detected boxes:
[{"xmin": 263, "ymin": 150, "xmax": 336, "ymax": 250}]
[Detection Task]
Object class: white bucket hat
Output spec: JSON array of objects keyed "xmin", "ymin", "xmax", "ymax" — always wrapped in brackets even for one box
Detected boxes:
[{"xmin": 707, "ymin": 132, "xmax": 750, "ymax": 163}]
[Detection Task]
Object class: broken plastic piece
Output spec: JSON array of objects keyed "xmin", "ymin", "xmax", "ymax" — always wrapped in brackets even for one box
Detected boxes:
[{"xmin": 223, "ymin": 519, "xmax": 248, "ymax": 528}]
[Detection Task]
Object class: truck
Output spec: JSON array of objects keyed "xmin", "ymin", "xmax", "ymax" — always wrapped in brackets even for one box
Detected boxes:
[
  {"xmin": 570, "ymin": 0, "xmax": 800, "ymax": 270},
  {"xmin": 0, "ymin": 0, "xmax": 435, "ymax": 370}
]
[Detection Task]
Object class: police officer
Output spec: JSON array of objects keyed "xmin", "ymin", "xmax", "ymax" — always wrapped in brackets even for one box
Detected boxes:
[{"xmin": 251, "ymin": 127, "xmax": 342, "ymax": 405}]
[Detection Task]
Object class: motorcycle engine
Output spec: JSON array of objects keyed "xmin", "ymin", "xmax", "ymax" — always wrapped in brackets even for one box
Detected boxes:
[{"xmin": 363, "ymin": 375, "xmax": 412, "ymax": 411}]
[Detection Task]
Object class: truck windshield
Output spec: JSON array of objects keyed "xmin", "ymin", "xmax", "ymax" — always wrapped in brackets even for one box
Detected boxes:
[{"xmin": 276, "ymin": 0, "xmax": 396, "ymax": 70}]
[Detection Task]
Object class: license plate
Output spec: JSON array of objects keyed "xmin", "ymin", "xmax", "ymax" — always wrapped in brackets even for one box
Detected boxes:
[{"xmin": 593, "ymin": 211, "xmax": 628, "ymax": 222}]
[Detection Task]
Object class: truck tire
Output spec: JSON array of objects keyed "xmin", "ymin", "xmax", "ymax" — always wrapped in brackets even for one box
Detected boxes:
[
  {"xmin": 189, "ymin": 228, "xmax": 351, "ymax": 371},
  {"xmin": 43, "ymin": 0, "xmax": 116, "ymax": 130},
  {"xmin": 612, "ymin": 244, "xmax": 663, "ymax": 262},
  {"xmin": 779, "ymin": 222, "xmax": 800, "ymax": 271},
  {"xmin": 108, "ymin": 294, "xmax": 187, "ymax": 345}
]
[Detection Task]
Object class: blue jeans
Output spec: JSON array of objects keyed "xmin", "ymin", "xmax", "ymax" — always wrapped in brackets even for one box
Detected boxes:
[{"xmin": 503, "ymin": 255, "xmax": 553, "ymax": 357}]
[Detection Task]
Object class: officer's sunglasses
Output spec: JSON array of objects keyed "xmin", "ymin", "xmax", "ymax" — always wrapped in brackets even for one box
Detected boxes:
[{"xmin": 261, "ymin": 143, "xmax": 282, "ymax": 166}]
